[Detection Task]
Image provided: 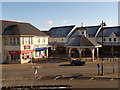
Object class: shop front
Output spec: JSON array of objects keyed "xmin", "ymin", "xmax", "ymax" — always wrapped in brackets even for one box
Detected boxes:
[
  {"xmin": 35, "ymin": 47, "xmax": 48, "ymax": 58},
  {"xmin": 21, "ymin": 50, "xmax": 34, "ymax": 61},
  {"xmin": 5, "ymin": 50, "xmax": 34, "ymax": 63},
  {"xmin": 5, "ymin": 51, "xmax": 20, "ymax": 63}
]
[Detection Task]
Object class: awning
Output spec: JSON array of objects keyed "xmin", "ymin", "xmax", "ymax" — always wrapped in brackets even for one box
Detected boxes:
[{"xmin": 35, "ymin": 47, "xmax": 47, "ymax": 50}]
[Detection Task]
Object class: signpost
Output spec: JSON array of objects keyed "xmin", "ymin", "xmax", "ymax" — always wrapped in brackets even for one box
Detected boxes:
[
  {"xmin": 32, "ymin": 66, "xmax": 40, "ymax": 86},
  {"xmin": 97, "ymin": 64, "xmax": 100, "ymax": 76}
]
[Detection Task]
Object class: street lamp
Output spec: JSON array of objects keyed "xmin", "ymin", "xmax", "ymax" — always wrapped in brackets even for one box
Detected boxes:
[{"xmin": 101, "ymin": 21, "xmax": 104, "ymax": 76}]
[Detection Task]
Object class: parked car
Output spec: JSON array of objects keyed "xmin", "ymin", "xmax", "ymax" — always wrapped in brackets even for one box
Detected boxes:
[{"xmin": 70, "ymin": 59, "xmax": 86, "ymax": 66}]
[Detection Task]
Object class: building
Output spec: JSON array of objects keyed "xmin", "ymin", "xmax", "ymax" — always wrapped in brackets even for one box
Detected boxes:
[
  {"xmin": 48, "ymin": 25, "xmax": 75, "ymax": 45},
  {"xmin": 66, "ymin": 26, "xmax": 102, "ymax": 61},
  {"xmin": 0, "ymin": 20, "xmax": 49, "ymax": 64},
  {"xmin": 67, "ymin": 22, "xmax": 120, "ymax": 59},
  {"xmin": 96, "ymin": 26, "xmax": 120, "ymax": 57},
  {"xmin": 43, "ymin": 25, "xmax": 75, "ymax": 57}
]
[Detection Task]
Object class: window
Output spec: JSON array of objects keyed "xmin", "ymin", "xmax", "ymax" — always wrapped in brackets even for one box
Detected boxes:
[
  {"xmin": 114, "ymin": 38, "xmax": 116, "ymax": 42},
  {"xmin": 82, "ymin": 32, "xmax": 84, "ymax": 34},
  {"xmin": 9, "ymin": 38, "xmax": 18, "ymax": 45},
  {"xmin": 10, "ymin": 38, "xmax": 13, "ymax": 45},
  {"xmin": 109, "ymin": 38, "xmax": 111, "ymax": 42},
  {"xmin": 22, "ymin": 37, "xmax": 24, "ymax": 44},
  {"xmin": 103, "ymin": 38, "xmax": 106, "ymax": 41},
  {"xmin": 13, "ymin": 38, "xmax": 16, "ymax": 45},
  {"xmin": 37, "ymin": 38, "xmax": 41, "ymax": 43},
  {"xmin": 41, "ymin": 38, "xmax": 45, "ymax": 43},
  {"xmin": 16, "ymin": 38, "xmax": 20, "ymax": 45}
]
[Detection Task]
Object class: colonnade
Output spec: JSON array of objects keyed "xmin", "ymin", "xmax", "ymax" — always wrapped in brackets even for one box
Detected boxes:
[{"xmin": 68, "ymin": 47, "xmax": 99, "ymax": 61}]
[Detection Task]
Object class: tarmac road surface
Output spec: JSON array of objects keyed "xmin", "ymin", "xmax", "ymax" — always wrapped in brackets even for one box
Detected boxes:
[{"xmin": 1, "ymin": 59, "xmax": 120, "ymax": 89}]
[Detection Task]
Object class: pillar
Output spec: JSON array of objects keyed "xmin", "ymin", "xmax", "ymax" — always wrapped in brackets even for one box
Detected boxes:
[
  {"xmin": 68, "ymin": 48, "xmax": 72, "ymax": 59},
  {"xmin": 90, "ymin": 48, "xmax": 95, "ymax": 61},
  {"xmin": 78, "ymin": 48, "xmax": 83, "ymax": 60},
  {"xmin": 96, "ymin": 48, "xmax": 99, "ymax": 59},
  {"xmin": 46, "ymin": 49, "xmax": 49, "ymax": 57}
]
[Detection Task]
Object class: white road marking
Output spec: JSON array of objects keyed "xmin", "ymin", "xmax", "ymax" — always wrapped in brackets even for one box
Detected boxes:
[
  {"xmin": 53, "ymin": 76, "xmax": 61, "ymax": 80},
  {"xmin": 70, "ymin": 78, "xmax": 74, "ymax": 80},
  {"xmin": 89, "ymin": 77, "xmax": 94, "ymax": 80}
]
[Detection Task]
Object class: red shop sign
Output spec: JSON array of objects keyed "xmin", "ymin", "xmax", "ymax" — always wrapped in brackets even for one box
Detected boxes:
[
  {"xmin": 24, "ymin": 45, "xmax": 31, "ymax": 49},
  {"xmin": 9, "ymin": 51, "xmax": 20, "ymax": 54},
  {"xmin": 20, "ymin": 50, "xmax": 34, "ymax": 54}
]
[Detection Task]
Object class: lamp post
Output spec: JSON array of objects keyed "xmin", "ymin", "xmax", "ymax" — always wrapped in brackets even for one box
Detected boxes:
[
  {"xmin": 111, "ymin": 43, "xmax": 115, "ymax": 74},
  {"xmin": 101, "ymin": 21, "xmax": 104, "ymax": 76}
]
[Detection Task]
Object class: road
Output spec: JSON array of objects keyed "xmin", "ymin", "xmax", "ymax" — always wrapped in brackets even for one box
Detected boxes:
[{"xmin": 1, "ymin": 59, "xmax": 120, "ymax": 89}]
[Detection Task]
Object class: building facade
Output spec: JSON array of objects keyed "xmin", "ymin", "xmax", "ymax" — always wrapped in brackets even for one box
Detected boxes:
[
  {"xmin": 1, "ymin": 20, "xmax": 49, "ymax": 64},
  {"xmin": 96, "ymin": 26, "xmax": 120, "ymax": 57}
]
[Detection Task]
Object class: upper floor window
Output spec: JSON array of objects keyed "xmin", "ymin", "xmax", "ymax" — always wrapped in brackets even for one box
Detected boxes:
[
  {"xmin": 37, "ymin": 38, "xmax": 41, "ymax": 43},
  {"xmin": 109, "ymin": 38, "xmax": 111, "ymax": 42},
  {"xmin": 114, "ymin": 38, "xmax": 116, "ymax": 42},
  {"xmin": 103, "ymin": 38, "xmax": 106, "ymax": 41},
  {"xmin": 22, "ymin": 37, "xmax": 33, "ymax": 45},
  {"xmin": 81, "ymin": 32, "xmax": 84, "ymax": 34},
  {"xmin": 41, "ymin": 38, "xmax": 45, "ymax": 43},
  {"xmin": 9, "ymin": 38, "xmax": 20, "ymax": 45}
]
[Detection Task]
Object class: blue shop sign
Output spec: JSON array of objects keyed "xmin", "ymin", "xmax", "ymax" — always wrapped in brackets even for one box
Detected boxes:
[{"xmin": 35, "ymin": 47, "xmax": 47, "ymax": 50}]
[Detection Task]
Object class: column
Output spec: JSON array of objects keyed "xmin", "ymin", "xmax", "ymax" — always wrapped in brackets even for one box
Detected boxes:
[
  {"xmin": 96, "ymin": 48, "xmax": 99, "ymax": 59},
  {"xmin": 78, "ymin": 48, "xmax": 83, "ymax": 60},
  {"xmin": 46, "ymin": 49, "xmax": 49, "ymax": 58},
  {"xmin": 83, "ymin": 49, "xmax": 85, "ymax": 57},
  {"xmin": 90, "ymin": 48, "xmax": 95, "ymax": 61},
  {"xmin": 68, "ymin": 48, "xmax": 72, "ymax": 59}
]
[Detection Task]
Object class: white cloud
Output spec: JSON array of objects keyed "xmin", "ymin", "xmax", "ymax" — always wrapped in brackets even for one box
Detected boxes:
[{"xmin": 44, "ymin": 20, "xmax": 54, "ymax": 25}]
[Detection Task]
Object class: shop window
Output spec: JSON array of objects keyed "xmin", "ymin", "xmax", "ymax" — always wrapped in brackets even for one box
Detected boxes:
[
  {"xmin": 11, "ymin": 54, "xmax": 20, "ymax": 61},
  {"xmin": 6, "ymin": 55, "xmax": 9, "ymax": 61}
]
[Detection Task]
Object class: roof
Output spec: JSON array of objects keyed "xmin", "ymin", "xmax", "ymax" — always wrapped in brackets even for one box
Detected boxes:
[
  {"xmin": 71, "ymin": 25, "xmax": 101, "ymax": 37},
  {"xmin": 0, "ymin": 20, "xmax": 48, "ymax": 36},
  {"xmin": 66, "ymin": 35, "xmax": 101, "ymax": 48},
  {"xmin": 49, "ymin": 25, "xmax": 75, "ymax": 37},
  {"xmin": 97, "ymin": 26, "xmax": 120, "ymax": 37},
  {"xmin": 41, "ymin": 31, "xmax": 49, "ymax": 36}
]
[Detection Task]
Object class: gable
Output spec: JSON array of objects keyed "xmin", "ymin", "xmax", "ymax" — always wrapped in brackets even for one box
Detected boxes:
[{"xmin": 108, "ymin": 32, "xmax": 117, "ymax": 37}]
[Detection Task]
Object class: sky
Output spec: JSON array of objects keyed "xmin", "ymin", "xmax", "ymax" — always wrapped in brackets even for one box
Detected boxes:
[{"xmin": 1, "ymin": 2, "xmax": 118, "ymax": 30}]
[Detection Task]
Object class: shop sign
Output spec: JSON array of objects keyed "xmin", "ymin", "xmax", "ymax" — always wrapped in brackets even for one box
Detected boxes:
[
  {"xmin": 35, "ymin": 47, "xmax": 47, "ymax": 50},
  {"xmin": 24, "ymin": 45, "xmax": 31, "ymax": 50},
  {"xmin": 9, "ymin": 51, "xmax": 19, "ymax": 54},
  {"xmin": 20, "ymin": 50, "xmax": 34, "ymax": 54}
]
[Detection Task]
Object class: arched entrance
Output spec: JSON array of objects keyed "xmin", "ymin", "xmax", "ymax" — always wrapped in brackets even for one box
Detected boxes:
[
  {"xmin": 81, "ymin": 48, "xmax": 91, "ymax": 58},
  {"xmin": 71, "ymin": 48, "xmax": 79, "ymax": 58},
  {"xmin": 67, "ymin": 47, "xmax": 99, "ymax": 61}
]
